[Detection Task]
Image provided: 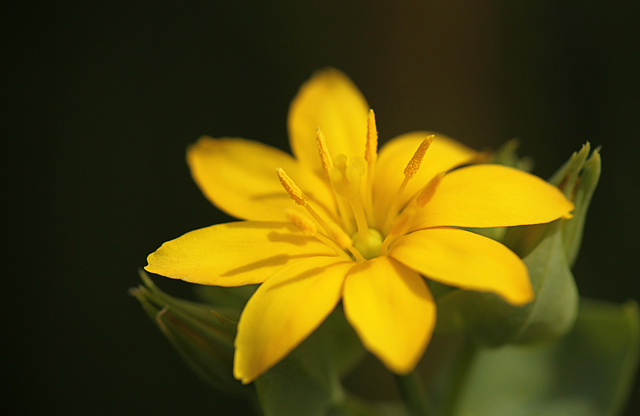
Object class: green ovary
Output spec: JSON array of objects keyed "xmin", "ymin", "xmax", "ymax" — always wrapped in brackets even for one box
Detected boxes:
[{"xmin": 353, "ymin": 228, "xmax": 383, "ymax": 260}]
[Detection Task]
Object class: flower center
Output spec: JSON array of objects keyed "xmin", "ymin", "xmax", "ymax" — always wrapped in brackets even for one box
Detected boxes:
[
  {"xmin": 330, "ymin": 154, "xmax": 370, "ymax": 239},
  {"xmin": 276, "ymin": 109, "xmax": 444, "ymax": 263},
  {"xmin": 352, "ymin": 228, "xmax": 383, "ymax": 260}
]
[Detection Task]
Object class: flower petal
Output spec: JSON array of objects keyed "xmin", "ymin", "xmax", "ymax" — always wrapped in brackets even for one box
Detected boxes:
[
  {"xmin": 233, "ymin": 257, "xmax": 353, "ymax": 383},
  {"xmin": 288, "ymin": 69, "xmax": 369, "ymax": 174},
  {"xmin": 389, "ymin": 228, "xmax": 533, "ymax": 305},
  {"xmin": 410, "ymin": 164, "xmax": 574, "ymax": 230},
  {"xmin": 187, "ymin": 137, "xmax": 335, "ymax": 221},
  {"xmin": 372, "ymin": 132, "xmax": 477, "ymax": 228},
  {"xmin": 343, "ymin": 256, "xmax": 435, "ymax": 374},
  {"xmin": 145, "ymin": 221, "xmax": 338, "ymax": 286}
]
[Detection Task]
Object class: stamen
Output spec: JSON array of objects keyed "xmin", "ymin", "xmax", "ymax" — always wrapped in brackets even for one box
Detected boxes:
[
  {"xmin": 316, "ymin": 129, "xmax": 354, "ymax": 233},
  {"xmin": 365, "ymin": 110, "xmax": 378, "ymax": 164},
  {"xmin": 329, "ymin": 223, "xmax": 366, "ymax": 262},
  {"xmin": 404, "ymin": 135, "xmax": 434, "ymax": 179},
  {"xmin": 350, "ymin": 198, "xmax": 370, "ymax": 240},
  {"xmin": 364, "ymin": 109, "xmax": 378, "ymax": 214},
  {"xmin": 416, "ymin": 172, "xmax": 445, "ymax": 207},
  {"xmin": 328, "ymin": 222, "xmax": 353, "ymax": 251},
  {"xmin": 382, "ymin": 135, "xmax": 435, "ymax": 232},
  {"xmin": 330, "ymin": 155, "xmax": 370, "ymax": 238},
  {"xmin": 285, "ymin": 209, "xmax": 317, "ymax": 235},
  {"xmin": 316, "ymin": 128, "xmax": 333, "ymax": 176},
  {"xmin": 276, "ymin": 168, "xmax": 307, "ymax": 206},
  {"xmin": 380, "ymin": 173, "xmax": 445, "ymax": 254},
  {"xmin": 276, "ymin": 167, "xmax": 331, "ymax": 236},
  {"xmin": 286, "ymin": 210, "xmax": 351, "ymax": 260}
]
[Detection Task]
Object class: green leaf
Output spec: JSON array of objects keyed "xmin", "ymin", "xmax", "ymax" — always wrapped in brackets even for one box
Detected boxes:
[
  {"xmin": 255, "ymin": 307, "xmax": 366, "ymax": 416},
  {"xmin": 451, "ymin": 298, "xmax": 640, "ymax": 416},
  {"xmin": 436, "ymin": 226, "xmax": 578, "ymax": 346}
]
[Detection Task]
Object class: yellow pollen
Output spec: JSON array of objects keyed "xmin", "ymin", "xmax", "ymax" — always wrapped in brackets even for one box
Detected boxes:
[
  {"xmin": 276, "ymin": 167, "xmax": 308, "ymax": 206},
  {"xmin": 417, "ymin": 172, "xmax": 445, "ymax": 207},
  {"xmin": 365, "ymin": 109, "xmax": 378, "ymax": 163},
  {"xmin": 330, "ymin": 223, "xmax": 367, "ymax": 262},
  {"xmin": 285, "ymin": 209, "xmax": 352, "ymax": 260},
  {"xmin": 403, "ymin": 135, "xmax": 434, "ymax": 179},
  {"xmin": 316, "ymin": 128, "xmax": 333, "ymax": 176},
  {"xmin": 277, "ymin": 167, "xmax": 336, "ymax": 239},
  {"xmin": 285, "ymin": 210, "xmax": 317, "ymax": 235},
  {"xmin": 381, "ymin": 136, "xmax": 435, "ymax": 232},
  {"xmin": 364, "ymin": 109, "xmax": 378, "ymax": 214},
  {"xmin": 328, "ymin": 222, "xmax": 353, "ymax": 250}
]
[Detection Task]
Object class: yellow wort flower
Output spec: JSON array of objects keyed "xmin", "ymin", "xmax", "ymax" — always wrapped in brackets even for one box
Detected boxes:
[{"xmin": 145, "ymin": 69, "xmax": 574, "ymax": 384}]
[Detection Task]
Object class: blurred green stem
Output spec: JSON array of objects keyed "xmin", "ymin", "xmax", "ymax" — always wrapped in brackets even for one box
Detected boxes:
[
  {"xmin": 444, "ymin": 338, "xmax": 477, "ymax": 416},
  {"xmin": 395, "ymin": 370, "xmax": 430, "ymax": 416}
]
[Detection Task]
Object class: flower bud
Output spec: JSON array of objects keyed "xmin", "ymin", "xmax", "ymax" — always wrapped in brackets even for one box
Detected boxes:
[{"xmin": 130, "ymin": 271, "xmax": 246, "ymax": 393}]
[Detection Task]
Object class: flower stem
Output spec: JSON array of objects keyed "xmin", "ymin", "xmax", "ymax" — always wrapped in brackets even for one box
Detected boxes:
[
  {"xmin": 394, "ymin": 370, "xmax": 430, "ymax": 416},
  {"xmin": 443, "ymin": 338, "xmax": 478, "ymax": 416}
]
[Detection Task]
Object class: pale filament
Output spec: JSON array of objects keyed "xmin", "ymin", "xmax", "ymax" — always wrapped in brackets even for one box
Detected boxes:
[{"xmin": 316, "ymin": 128, "xmax": 354, "ymax": 233}]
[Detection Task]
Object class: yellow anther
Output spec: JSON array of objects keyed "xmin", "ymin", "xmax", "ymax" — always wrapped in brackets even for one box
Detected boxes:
[
  {"xmin": 276, "ymin": 167, "xmax": 308, "ymax": 206},
  {"xmin": 328, "ymin": 222, "xmax": 353, "ymax": 250},
  {"xmin": 416, "ymin": 172, "xmax": 445, "ymax": 207},
  {"xmin": 284, "ymin": 209, "xmax": 353, "ymax": 261},
  {"xmin": 286, "ymin": 209, "xmax": 317, "ymax": 235},
  {"xmin": 316, "ymin": 128, "xmax": 333, "ymax": 176},
  {"xmin": 364, "ymin": 109, "xmax": 378, "ymax": 215},
  {"xmin": 365, "ymin": 109, "xmax": 378, "ymax": 163},
  {"xmin": 403, "ymin": 135, "xmax": 434, "ymax": 179}
]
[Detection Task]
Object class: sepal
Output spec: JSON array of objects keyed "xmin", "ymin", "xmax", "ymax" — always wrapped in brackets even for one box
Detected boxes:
[{"xmin": 130, "ymin": 270, "xmax": 246, "ymax": 394}]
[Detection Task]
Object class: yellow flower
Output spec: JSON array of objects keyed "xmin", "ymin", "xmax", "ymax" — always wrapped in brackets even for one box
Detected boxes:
[{"xmin": 145, "ymin": 69, "xmax": 574, "ymax": 384}]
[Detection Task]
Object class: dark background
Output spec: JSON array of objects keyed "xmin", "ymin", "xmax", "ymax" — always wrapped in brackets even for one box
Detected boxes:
[{"xmin": 4, "ymin": 1, "xmax": 639, "ymax": 414}]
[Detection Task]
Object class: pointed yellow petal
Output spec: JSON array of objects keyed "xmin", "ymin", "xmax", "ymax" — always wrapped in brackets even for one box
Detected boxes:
[
  {"xmin": 372, "ymin": 132, "xmax": 477, "ymax": 228},
  {"xmin": 343, "ymin": 256, "xmax": 436, "ymax": 374},
  {"xmin": 233, "ymin": 257, "xmax": 353, "ymax": 383},
  {"xmin": 410, "ymin": 164, "xmax": 574, "ymax": 230},
  {"xmin": 145, "ymin": 221, "xmax": 337, "ymax": 286},
  {"xmin": 389, "ymin": 228, "xmax": 533, "ymax": 305},
  {"xmin": 187, "ymin": 137, "xmax": 335, "ymax": 221},
  {"xmin": 288, "ymin": 69, "xmax": 369, "ymax": 174}
]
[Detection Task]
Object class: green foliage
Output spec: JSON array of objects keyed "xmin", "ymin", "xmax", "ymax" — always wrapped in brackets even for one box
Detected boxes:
[
  {"xmin": 450, "ymin": 299, "xmax": 640, "ymax": 416},
  {"xmin": 436, "ymin": 225, "xmax": 578, "ymax": 346}
]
